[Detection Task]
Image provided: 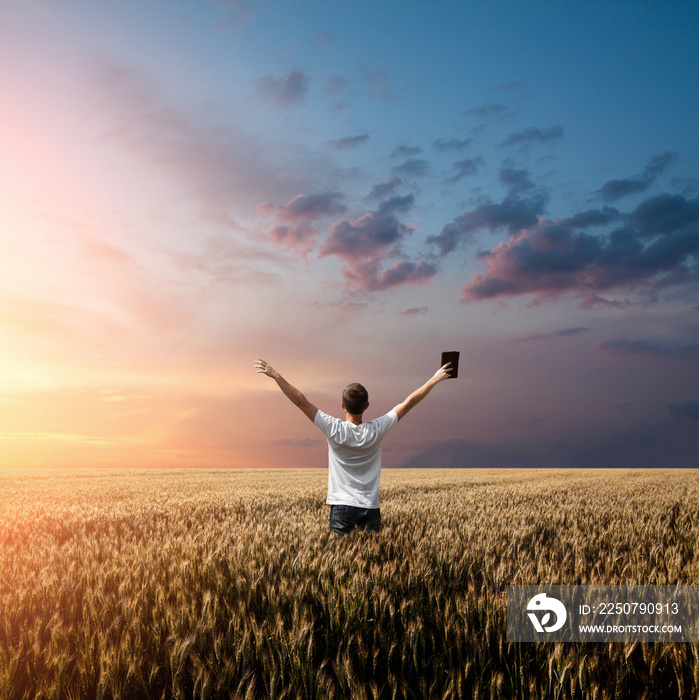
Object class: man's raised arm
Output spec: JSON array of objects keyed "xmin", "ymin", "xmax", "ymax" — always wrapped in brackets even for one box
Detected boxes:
[
  {"xmin": 254, "ymin": 359, "xmax": 319, "ymax": 422},
  {"xmin": 392, "ymin": 363, "xmax": 452, "ymax": 422}
]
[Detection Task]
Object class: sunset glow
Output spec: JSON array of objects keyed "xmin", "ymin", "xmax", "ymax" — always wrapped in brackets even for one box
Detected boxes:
[{"xmin": 1, "ymin": 0, "xmax": 698, "ymax": 469}]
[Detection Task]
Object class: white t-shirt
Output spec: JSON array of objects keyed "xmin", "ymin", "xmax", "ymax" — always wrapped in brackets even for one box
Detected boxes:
[{"xmin": 314, "ymin": 409, "xmax": 398, "ymax": 508}]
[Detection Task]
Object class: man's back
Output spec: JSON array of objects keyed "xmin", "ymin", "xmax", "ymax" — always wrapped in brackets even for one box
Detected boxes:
[{"xmin": 314, "ymin": 409, "xmax": 397, "ymax": 509}]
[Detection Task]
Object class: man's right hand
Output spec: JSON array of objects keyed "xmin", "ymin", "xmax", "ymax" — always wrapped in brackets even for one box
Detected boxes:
[
  {"xmin": 393, "ymin": 362, "xmax": 454, "ymax": 422},
  {"xmin": 254, "ymin": 358, "xmax": 278, "ymax": 379}
]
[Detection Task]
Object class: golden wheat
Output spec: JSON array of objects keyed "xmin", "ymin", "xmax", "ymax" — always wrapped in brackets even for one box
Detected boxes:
[{"xmin": 0, "ymin": 467, "xmax": 697, "ymax": 699}]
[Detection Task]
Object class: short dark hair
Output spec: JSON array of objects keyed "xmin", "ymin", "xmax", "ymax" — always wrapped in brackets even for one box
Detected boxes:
[{"xmin": 342, "ymin": 383, "xmax": 368, "ymax": 415}]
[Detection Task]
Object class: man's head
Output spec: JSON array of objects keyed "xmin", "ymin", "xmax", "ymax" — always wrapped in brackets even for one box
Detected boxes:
[{"xmin": 342, "ymin": 382, "xmax": 369, "ymax": 416}]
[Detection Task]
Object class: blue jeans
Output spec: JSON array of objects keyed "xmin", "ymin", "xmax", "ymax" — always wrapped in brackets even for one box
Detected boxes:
[{"xmin": 329, "ymin": 504, "xmax": 381, "ymax": 534}]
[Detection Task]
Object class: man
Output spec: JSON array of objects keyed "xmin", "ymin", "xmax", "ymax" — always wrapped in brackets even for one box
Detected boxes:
[{"xmin": 254, "ymin": 358, "xmax": 452, "ymax": 534}]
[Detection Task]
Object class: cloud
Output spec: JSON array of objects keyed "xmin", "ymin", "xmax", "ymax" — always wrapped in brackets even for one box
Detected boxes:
[
  {"xmin": 513, "ymin": 327, "xmax": 591, "ymax": 342},
  {"xmin": 367, "ymin": 176, "xmax": 402, "ymax": 201},
  {"xmin": 260, "ymin": 192, "xmax": 347, "ymax": 256},
  {"xmin": 671, "ymin": 176, "xmax": 699, "ymax": 198},
  {"xmin": 561, "ymin": 422, "xmax": 699, "ymax": 468},
  {"xmin": 361, "ymin": 65, "xmax": 393, "ymax": 100},
  {"xmin": 90, "ymin": 60, "xmax": 318, "ymax": 225},
  {"xmin": 320, "ymin": 195, "xmax": 415, "ymax": 260},
  {"xmin": 594, "ymin": 339, "xmax": 699, "ymax": 362},
  {"xmin": 326, "ymin": 133, "xmax": 370, "ymax": 151},
  {"xmin": 499, "ymin": 125, "xmax": 563, "ymax": 148},
  {"xmin": 391, "ymin": 145, "xmax": 423, "ymax": 158},
  {"xmin": 399, "ymin": 306, "xmax": 429, "ymax": 316},
  {"xmin": 432, "ymin": 137, "xmax": 473, "ymax": 152},
  {"xmin": 667, "ymin": 397, "xmax": 699, "ymax": 421},
  {"xmin": 458, "ymin": 186, "xmax": 699, "ymax": 304},
  {"xmin": 341, "ymin": 259, "xmax": 438, "ymax": 292},
  {"xmin": 428, "ymin": 167, "xmax": 549, "ymax": 256},
  {"xmin": 214, "ymin": 0, "xmax": 259, "ymax": 29},
  {"xmin": 465, "ymin": 104, "xmax": 513, "ymax": 121},
  {"xmin": 323, "ymin": 75, "xmax": 349, "ymax": 96},
  {"xmin": 402, "ymin": 437, "xmax": 546, "ymax": 468},
  {"xmin": 627, "ymin": 192, "xmax": 699, "ymax": 236},
  {"xmin": 446, "ymin": 157, "xmax": 484, "ymax": 184},
  {"xmin": 319, "ymin": 195, "xmax": 437, "ymax": 292},
  {"xmin": 392, "ymin": 158, "xmax": 430, "ymax": 178},
  {"xmin": 312, "ymin": 31, "xmax": 335, "ymax": 49},
  {"xmin": 596, "ymin": 152, "xmax": 678, "ymax": 202},
  {"xmin": 499, "ymin": 167, "xmax": 536, "ymax": 194},
  {"xmin": 401, "ymin": 422, "xmax": 699, "ymax": 468},
  {"xmin": 566, "ymin": 206, "xmax": 621, "ymax": 228},
  {"xmin": 491, "ymin": 81, "xmax": 528, "ymax": 97},
  {"xmin": 255, "ymin": 69, "xmax": 309, "ymax": 108},
  {"xmin": 266, "ymin": 223, "xmax": 319, "ymax": 252},
  {"xmin": 265, "ymin": 192, "xmax": 347, "ymax": 222}
]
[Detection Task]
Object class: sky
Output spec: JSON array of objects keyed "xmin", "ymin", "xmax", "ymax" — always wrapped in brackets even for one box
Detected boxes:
[{"xmin": 1, "ymin": 0, "xmax": 698, "ymax": 469}]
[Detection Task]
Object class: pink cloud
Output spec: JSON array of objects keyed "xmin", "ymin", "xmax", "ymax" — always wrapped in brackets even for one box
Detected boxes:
[
  {"xmin": 276, "ymin": 193, "xmax": 346, "ymax": 222},
  {"xmin": 260, "ymin": 192, "xmax": 346, "ymax": 257},
  {"xmin": 268, "ymin": 222, "xmax": 319, "ymax": 254},
  {"xmin": 90, "ymin": 60, "xmax": 316, "ymax": 224},
  {"xmin": 342, "ymin": 259, "xmax": 437, "ymax": 292},
  {"xmin": 318, "ymin": 196, "xmax": 437, "ymax": 292}
]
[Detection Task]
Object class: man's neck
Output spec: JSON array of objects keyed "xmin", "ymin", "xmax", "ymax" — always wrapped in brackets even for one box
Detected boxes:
[{"xmin": 345, "ymin": 413, "xmax": 363, "ymax": 425}]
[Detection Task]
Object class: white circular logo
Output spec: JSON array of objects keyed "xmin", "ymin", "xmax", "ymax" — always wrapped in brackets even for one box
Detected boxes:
[{"xmin": 527, "ymin": 593, "xmax": 568, "ymax": 633}]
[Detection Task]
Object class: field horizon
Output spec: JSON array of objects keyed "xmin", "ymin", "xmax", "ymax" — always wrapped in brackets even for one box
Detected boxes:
[{"xmin": 2, "ymin": 467, "xmax": 697, "ymax": 699}]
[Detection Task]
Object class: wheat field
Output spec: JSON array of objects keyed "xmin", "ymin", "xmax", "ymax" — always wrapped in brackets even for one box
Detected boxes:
[{"xmin": 1, "ymin": 467, "xmax": 697, "ymax": 699}]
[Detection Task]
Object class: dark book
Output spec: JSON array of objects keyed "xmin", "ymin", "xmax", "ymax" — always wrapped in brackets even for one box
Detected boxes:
[{"xmin": 441, "ymin": 351, "xmax": 460, "ymax": 379}]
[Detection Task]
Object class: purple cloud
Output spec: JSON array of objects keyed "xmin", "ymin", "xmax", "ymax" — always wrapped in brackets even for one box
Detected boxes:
[
  {"xmin": 255, "ymin": 69, "xmax": 309, "ymax": 108},
  {"xmin": 399, "ymin": 306, "xmax": 429, "ymax": 316},
  {"xmin": 460, "ymin": 192, "xmax": 699, "ymax": 305},
  {"xmin": 428, "ymin": 168, "xmax": 549, "ymax": 256},
  {"xmin": 320, "ymin": 196, "xmax": 415, "ymax": 260},
  {"xmin": 391, "ymin": 145, "xmax": 423, "ymax": 159},
  {"xmin": 342, "ymin": 259, "xmax": 438, "ymax": 292},
  {"xmin": 312, "ymin": 32, "xmax": 335, "ymax": 49},
  {"xmin": 362, "ymin": 65, "xmax": 393, "ymax": 100},
  {"xmin": 513, "ymin": 327, "xmax": 591, "ymax": 342},
  {"xmin": 446, "ymin": 157, "xmax": 485, "ymax": 184},
  {"xmin": 215, "ymin": 0, "xmax": 258, "ymax": 29},
  {"xmin": 432, "ymin": 137, "xmax": 473, "ymax": 152},
  {"xmin": 392, "ymin": 158, "xmax": 430, "ymax": 178},
  {"xmin": 367, "ymin": 176, "xmax": 402, "ymax": 201},
  {"xmin": 319, "ymin": 195, "xmax": 437, "ymax": 292},
  {"xmin": 268, "ymin": 223, "xmax": 318, "ymax": 251},
  {"xmin": 260, "ymin": 192, "xmax": 346, "ymax": 256},
  {"xmin": 273, "ymin": 192, "xmax": 346, "ymax": 222},
  {"xmin": 401, "ymin": 423, "xmax": 699, "ymax": 468},
  {"xmin": 466, "ymin": 103, "xmax": 513, "ymax": 121},
  {"xmin": 668, "ymin": 397, "xmax": 699, "ymax": 421},
  {"xmin": 596, "ymin": 152, "xmax": 678, "ymax": 202},
  {"xmin": 594, "ymin": 339, "xmax": 699, "ymax": 362},
  {"xmin": 326, "ymin": 133, "xmax": 370, "ymax": 151},
  {"xmin": 323, "ymin": 75, "xmax": 349, "ymax": 96},
  {"xmin": 499, "ymin": 125, "xmax": 563, "ymax": 148}
]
